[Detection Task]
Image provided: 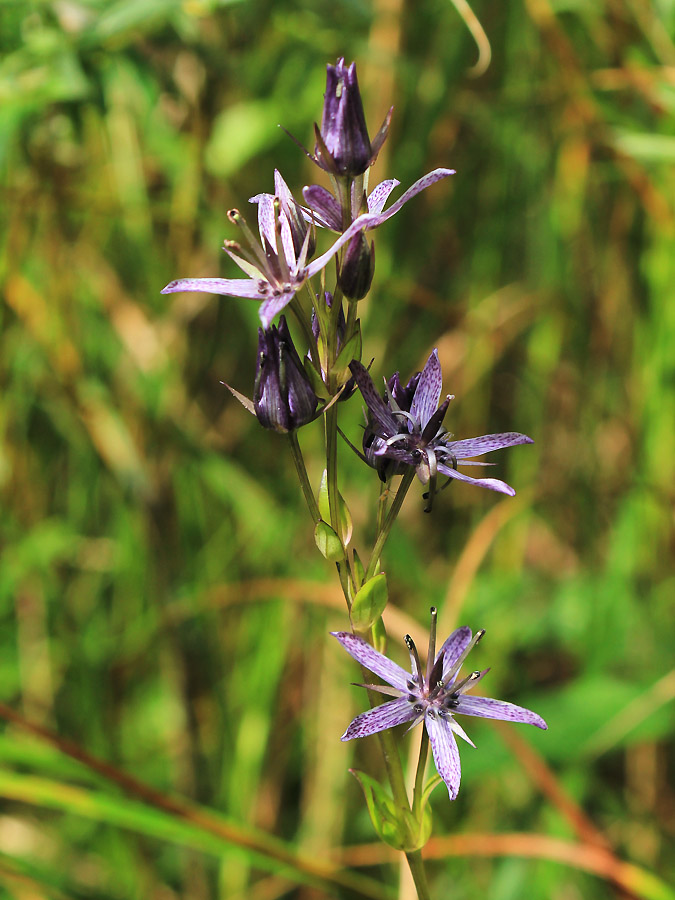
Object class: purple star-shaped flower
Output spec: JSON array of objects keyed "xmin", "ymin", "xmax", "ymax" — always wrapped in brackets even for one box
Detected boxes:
[
  {"xmin": 333, "ymin": 610, "xmax": 547, "ymax": 800},
  {"xmin": 161, "ymin": 168, "xmax": 453, "ymax": 327},
  {"xmin": 161, "ymin": 171, "xmax": 318, "ymax": 328},
  {"xmin": 349, "ymin": 350, "xmax": 533, "ymax": 508}
]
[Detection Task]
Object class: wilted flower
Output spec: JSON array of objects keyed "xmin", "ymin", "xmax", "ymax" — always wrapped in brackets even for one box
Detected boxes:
[
  {"xmin": 313, "ymin": 58, "xmax": 392, "ymax": 177},
  {"xmin": 333, "ymin": 609, "xmax": 547, "ymax": 800},
  {"xmin": 253, "ymin": 316, "xmax": 318, "ymax": 432},
  {"xmin": 349, "ymin": 350, "xmax": 532, "ymax": 508}
]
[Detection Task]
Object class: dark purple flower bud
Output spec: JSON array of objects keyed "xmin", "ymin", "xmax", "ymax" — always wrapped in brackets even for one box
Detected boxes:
[
  {"xmin": 337, "ymin": 231, "xmax": 375, "ymax": 300},
  {"xmin": 388, "ymin": 371, "xmax": 421, "ymax": 410},
  {"xmin": 254, "ymin": 316, "xmax": 318, "ymax": 432},
  {"xmin": 315, "ymin": 58, "xmax": 392, "ymax": 177}
]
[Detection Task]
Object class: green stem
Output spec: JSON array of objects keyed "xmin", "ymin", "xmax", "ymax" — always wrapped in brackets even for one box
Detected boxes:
[
  {"xmin": 405, "ymin": 849, "xmax": 431, "ymax": 900},
  {"xmin": 287, "ymin": 432, "xmax": 320, "ymax": 525},
  {"xmin": 412, "ymin": 728, "xmax": 430, "ymax": 821},
  {"xmin": 325, "ymin": 401, "xmax": 354, "ymax": 604},
  {"xmin": 365, "ymin": 470, "xmax": 416, "ymax": 580}
]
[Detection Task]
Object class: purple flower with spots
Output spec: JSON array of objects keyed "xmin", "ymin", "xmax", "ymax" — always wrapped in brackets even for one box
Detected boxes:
[
  {"xmin": 161, "ymin": 168, "xmax": 454, "ymax": 327},
  {"xmin": 161, "ymin": 171, "xmax": 320, "ymax": 328},
  {"xmin": 333, "ymin": 610, "xmax": 547, "ymax": 800},
  {"xmin": 349, "ymin": 350, "xmax": 533, "ymax": 508}
]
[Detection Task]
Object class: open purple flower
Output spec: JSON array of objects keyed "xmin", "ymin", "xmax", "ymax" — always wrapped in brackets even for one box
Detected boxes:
[
  {"xmin": 349, "ymin": 350, "xmax": 533, "ymax": 509},
  {"xmin": 162, "ymin": 169, "xmax": 454, "ymax": 327},
  {"xmin": 161, "ymin": 171, "xmax": 320, "ymax": 328},
  {"xmin": 333, "ymin": 610, "xmax": 547, "ymax": 800}
]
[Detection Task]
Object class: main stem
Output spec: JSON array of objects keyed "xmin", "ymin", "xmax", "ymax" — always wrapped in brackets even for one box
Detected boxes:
[
  {"xmin": 287, "ymin": 432, "xmax": 320, "ymax": 524},
  {"xmin": 365, "ymin": 470, "xmax": 416, "ymax": 581},
  {"xmin": 405, "ymin": 849, "xmax": 431, "ymax": 900}
]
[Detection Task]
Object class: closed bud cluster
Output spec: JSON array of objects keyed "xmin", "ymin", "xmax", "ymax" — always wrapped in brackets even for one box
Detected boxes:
[{"xmin": 254, "ymin": 316, "xmax": 318, "ymax": 433}]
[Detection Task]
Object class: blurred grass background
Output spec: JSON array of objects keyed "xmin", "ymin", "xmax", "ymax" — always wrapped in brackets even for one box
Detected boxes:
[{"xmin": 1, "ymin": 0, "xmax": 674, "ymax": 898}]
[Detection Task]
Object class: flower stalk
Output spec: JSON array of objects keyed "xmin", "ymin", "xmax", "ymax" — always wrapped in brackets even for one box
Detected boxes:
[{"xmin": 163, "ymin": 55, "xmax": 547, "ymax": 900}]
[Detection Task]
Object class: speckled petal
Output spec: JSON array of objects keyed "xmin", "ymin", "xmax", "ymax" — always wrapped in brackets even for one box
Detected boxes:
[
  {"xmin": 436, "ymin": 626, "xmax": 472, "ymax": 678},
  {"xmin": 425, "ymin": 710, "xmax": 462, "ymax": 800},
  {"xmin": 367, "ymin": 168, "xmax": 455, "ymax": 222},
  {"xmin": 259, "ymin": 291, "xmax": 299, "ymax": 328},
  {"xmin": 454, "ymin": 695, "xmax": 548, "ymax": 729},
  {"xmin": 161, "ymin": 278, "xmax": 266, "ymax": 299},
  {"xmin": 331, "ymin": 632, "xmax": 412, "ymax": 692},
  {"xmin": 257, "ymin": 192, "xmax": 277, "ymax": 248},
  {"xmin": 349, "ymin": 362, "xmax": 399, "ymax": 437},
  {"xmin": 448, "ymin": 433, "xmax": 534, "ymax": 459},
  {"xmin": 306, "ymin": 168, "xmax": 455, "ymax": 277},
  {"xmin": 341, "ymin": 698, "xmax": 416, "ymax": 740},
  {"xmin": 367, "ymin": 178, "xmax": 400, "ymax": 214},
  {"xmin": 437, "ymin": 464, "xmax": 516, "ymax": 496},
  {"xmin": 410, "ymin": 350, "xmax": 443, "ymax": 430}
]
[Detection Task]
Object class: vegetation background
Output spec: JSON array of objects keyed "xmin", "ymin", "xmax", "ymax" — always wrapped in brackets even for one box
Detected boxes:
[{"xmin": 1, "ymin": 0, "xmax": 673, "ymax": 898}]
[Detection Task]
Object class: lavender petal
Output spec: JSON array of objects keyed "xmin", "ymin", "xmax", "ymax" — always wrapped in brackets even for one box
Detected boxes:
[
  {"xmin": 436, "ymin": 626, "xmax": 472, "ymax": 676},
  {"xmin": 410, "ymin": 349, "xmax": 443, "ymax": 430},
  {"xmin": 331, "ymin": 632, "xmax": 412, "ymax": 691},
  {"xmin": 341, "ymin": 698, "xmax": 416, "ymax": 740},
  {"xmin": 370, "ymin": 168, "xmax": 455, "ymax": 222},
  {"xmin": 161, "ymin": 278, "xmax": 265, "ymax": 299},
  {"xmin": 258, "ymin": 292, "xmax": 297, "ymax": 328},
  {"xmin": 425, "ymin": 710, "xmax": 462, "ymax": 800},
  {"xmin": 367, "ymin": 178, "xmax": 400, "ymax": 214},
  {"xmin": 447, "ymin": 432, "xmax": 534, "ymax": 459},
  {"xmin": 306, "ymin": 168, "xmax": 455, "ymax": 277},
  {"xmin": 437, "ymin": 465, "xmax": 517, "ymax": 496},
  {"xmin": 448, "ymin": 716, "xmax": 476, "ymax": 747},
  {"xmin": 454, "ymin": 695, "xmax": 548, "ymax": 730}
]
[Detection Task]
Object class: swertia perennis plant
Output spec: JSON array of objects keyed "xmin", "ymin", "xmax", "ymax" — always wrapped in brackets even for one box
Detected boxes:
[{"xmin": 162, "ymin": 57, "xmax": 547, "ymax": 900}]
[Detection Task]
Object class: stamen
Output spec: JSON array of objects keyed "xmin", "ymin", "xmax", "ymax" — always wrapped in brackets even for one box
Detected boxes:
[
  {"xmin": 404, "ymin": 634, "xmax": 423, "ymax": 686},
  {"xmin": 421, "ymin": 395, "xmax": 453, "ymax": 443},
  {"xmin": 448, "ymin": 669, "xmax": 481, "ymax": 695},
  {"xmin": 425, "ymin": 607, "xmax": 437, "ymax": 684},
  {"xmin": 227, "ymin": 209, "xmax": 273, "ymax": 276},
  {"xmin": 423, "ymin": 447, "xmax": 438, "ymax": 512},
  {"xmin": 442, "ymin": 629, "xmax": 486, "ymax": 687}
]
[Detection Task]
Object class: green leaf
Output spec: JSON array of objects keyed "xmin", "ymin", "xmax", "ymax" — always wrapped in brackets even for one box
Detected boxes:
[
  {"xmin": 318, "ymin": 470, "xmax": 353, "ymax": 546},
  {"xmin": 372, "ymin": 616, "xmax": 388, "ymax": 654},
  {"xmin": 330, "ymin": 322, "xmax": 362, "ymax": 384},
  {"xmin": 349, "ymin": 770, "xmax": 407, "ymax": 850},
  {"xmin": 0, "ymin": 772, "xmax": 391, "ymax": 899},
  {"xmin": 303, "ymin": 357, "xmax": 331, "ymax": 401},
  {"xmin": 350, "ymin": 573, "xmax": 388, "ymax": 632},
  {"xmin": 352, "ymin": 549, "xmax": 365, "ymax": 589},
  {"xmin": 313, "ymin": 521, "xmax": 343, "ymax": 561}
]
